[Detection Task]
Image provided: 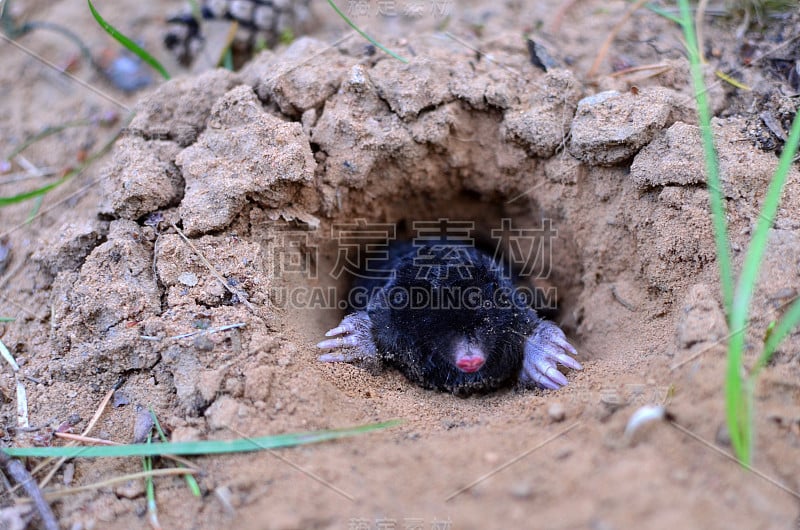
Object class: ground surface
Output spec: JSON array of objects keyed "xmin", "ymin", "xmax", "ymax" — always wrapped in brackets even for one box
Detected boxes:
[{"xmin": 1, "ymin": 1, "xmax": 800, "ymax": 529}]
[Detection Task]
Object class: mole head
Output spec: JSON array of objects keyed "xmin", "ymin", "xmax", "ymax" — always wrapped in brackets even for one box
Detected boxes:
[
  {"xmin": 370, "ymin": 245, "xmax": 531, "ymax": 394},
  {"xmin": 427, "ymin": 305, "xmax": 526, "ymax": 394}
]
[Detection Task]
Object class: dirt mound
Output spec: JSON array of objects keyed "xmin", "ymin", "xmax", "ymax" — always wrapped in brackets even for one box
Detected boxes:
[{"xmin": 3, "ymin": 12, "xmax": 800, "ymax": 530}]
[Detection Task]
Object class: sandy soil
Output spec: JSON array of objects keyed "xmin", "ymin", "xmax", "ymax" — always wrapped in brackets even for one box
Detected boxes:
[{"xmin": 1, "ymin": 1, "xmax": 799, "ymax": 529}]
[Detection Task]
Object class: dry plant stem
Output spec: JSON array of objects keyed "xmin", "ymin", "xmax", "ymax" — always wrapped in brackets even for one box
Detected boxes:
[
  {"xmin": 225, "ymin": 424, "xmax": 356, "ymax": 502},
  {"xmin": 668, "ymin": 420, "xmax": 800, "ymax": 500},
  {"xmin": 27, "ymin": 469, "xmax": 200, "ymax": 501},
  {"xmin": 217, "ymin": 20, "xmax": 239, "ymax": 67},
  {"xmin": 0, "ymin": 257, "xmax": 29, "ymax": 292},
  {"xmin": 587, "ymin": 0, "xmax": 649, "ymax": 78},
  {"xmin": 607, "ymin": 62, "xmax": 671, "ymax": 77},
  {"xmin": 0, "ymin": 32, "xmax": 130, "ymax": 111},
  {"xmin": 36, "ymin": 383, "xmax": 117, "ymax": 489},
  {"xmin": 55, "ymin": 433, "xmax": 116, "ymax": 445},
  {"xmin": 0, "ymin": 450, "xmax": 58, "ymax": 530}
]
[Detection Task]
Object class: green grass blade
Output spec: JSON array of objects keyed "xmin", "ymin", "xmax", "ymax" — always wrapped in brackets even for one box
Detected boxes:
[
  {"xmin": 2, "ymin": 420, "xmax": 401, "ymax": 458},
  {"xmin": 221, "ymin": 47, "xmax": 234, "ymax": 71},
  {"xmin": 326, "ymin": 0, "xmax": 408, "ymax": 63},
  {"xmin": 752, "ymin": 296, "xmax": 800, "ymax": 380},
  {"xmin": 25, "ymin": 195, "xmax": 44, "ymax": 224},
  {"xmin": 143, "ymin": 433, "xmax": 159, "ymax": 528},
  {"xmin": 727, "ymin": 64, "xmax": 800, "ymax": 463},
  {"xmin": 676, "ymin": 0, "xmax": 743, "ymax": 459},
  {"xmin": 743, "ymin": 101, "xmax": 800, "ymax": 385},
  {"xmin": 0, "ymin": 177, "xmax": 70, "ymax": 206},
  {"xmin": 0, "ymin": 112, "xmax": 132, "ymax": 208},
  {"xmin": 87, "ymin": 0, "xmax": 170, "ymax": 80},
  {"xmin": 5, "ymin": 119, "xmax": 90, "ymax": 161},
  {"xmin": 644, "ymin": 3, "xmax": 682, "ymax": 24},
  {"xmin": 150, "ymin": 406, "xmax": 201, "ymax": 497},
  {"xmin": 676, "ymin": 0, "xmax": 733, "ymax": 316},
  {"xmin": 676, "ymin": 0, "xmax": 800, "ymax": 464}
]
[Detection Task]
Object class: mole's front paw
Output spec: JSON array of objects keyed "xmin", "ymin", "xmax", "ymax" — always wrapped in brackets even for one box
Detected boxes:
[
  {"xmin": 519, "ymin": 321, "xmax": 582, "ymax": 390},
  {"xmin": 316, "ymin": 311, "xmax": 378, "ymax": 363}
]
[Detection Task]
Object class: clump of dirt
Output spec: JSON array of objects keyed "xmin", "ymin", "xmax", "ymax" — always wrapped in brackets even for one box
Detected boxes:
[{"xmin": 3, "ymin": 4, "xmax": 800, "ymax": 529}]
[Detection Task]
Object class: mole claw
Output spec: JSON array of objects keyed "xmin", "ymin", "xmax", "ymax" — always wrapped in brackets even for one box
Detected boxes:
[
  {"xmin": 316, "ymin": 311, "xmax": 378, "ymax": 364},
  {"xmin": 343, "ymin": 335, "xmax": 361, "ymax": 348},
  {"xmin": 520, "ymin": 320, "xmax": 580, "ymax": 390},
  {"xmin": 544, "ymin": 366, "xmax": 568, "ymax": 386},
  {"xmin": 317, "ymin": 338, "xmax": 336, "ymax": 349},
  {"xmin": 533, "ymin": 372, "xmax": 560, "ymax": 390},
  {"xmin": 553, "ymin": 336, "xmax": 578, "ymax": 357},
  {"xmin": 325, "ymin": 323, "xmax": 354, "ymax": 337},
  {"xmin": 553, "ymin": 351, "xmax": 583, "ymax": 371}
]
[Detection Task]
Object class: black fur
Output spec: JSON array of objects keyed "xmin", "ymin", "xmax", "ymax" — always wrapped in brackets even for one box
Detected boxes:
[{"xmin": 361, "ymin": 243, "xmax": 540, "ymax": 396}]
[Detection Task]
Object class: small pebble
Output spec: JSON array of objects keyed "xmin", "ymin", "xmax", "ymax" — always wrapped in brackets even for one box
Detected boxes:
[
  {"xmin": 112, "ymin": 390, "xmax": 130, "ymax": 407},
  {"xmin": 178, "ymin": 271, "xmax": 198, "ymax": 287},
  {"xmin": 132, "ymin": 405, "xmax": 154, "ymax": 443},
  {"xmin": 63, "ymin": 463, "xmax": 75, "ymax": 486},
  {"xmin": 509, "ymin": 481, "xmax": 534, "ymax": 499},
  {"xmin": 193, "ymin": 335, "xmax": 214, "ymax": 351},
  {"xmin": 623, "ymin": 405, "xmax": 665, "ymax": 440},
  {"xmin": 115, "ymin": 479, "xmax": 145, "ymax": 499},
  {"xmin": 548, "ymin": 402, "xmax": 566, "ymax": 422},
  {"xmin": 106, "ymin": 56, "xmax": 152, "ymax": 92}
]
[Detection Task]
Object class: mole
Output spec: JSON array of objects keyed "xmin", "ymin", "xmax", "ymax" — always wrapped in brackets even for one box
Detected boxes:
[{"xmin": 317, "ymin": 241, "xmax": 581, "ymax": 396}]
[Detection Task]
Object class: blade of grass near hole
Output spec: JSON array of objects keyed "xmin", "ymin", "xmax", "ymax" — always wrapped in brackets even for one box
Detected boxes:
[
  {"xmin": 725, "ymin": 67, "xmax": 800, "ymax": 464},
  {"xmin": 0, "ymin": 177, "xmax": 70, "ymax": 207},
  {"xmin": 87, "ymin": 0, "xmax": 170, "ymax": 80},
  {"xmin": 677, "ymin": 0, "xmax": 800, "ymax": 463},
  {"xmin": 676, "ymin": 0, "xmax": 734, "ymax": 314},
  {"xmin": 676, "ymin": 0, "xmax": 742, "ymax": 459},
  {"xmin": 3, "ymin": 420, "xmax": 401, "ymax": 458}
]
